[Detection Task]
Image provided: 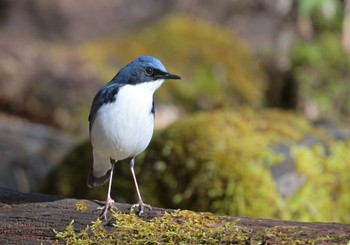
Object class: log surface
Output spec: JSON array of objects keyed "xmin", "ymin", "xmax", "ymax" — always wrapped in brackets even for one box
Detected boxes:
[{"xmin": 0, "ymin": 188, "xmax": 349, "ymax": 244}]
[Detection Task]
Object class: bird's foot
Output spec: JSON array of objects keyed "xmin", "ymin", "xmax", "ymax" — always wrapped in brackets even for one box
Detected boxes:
[
  {"xmin": 97, "ymin": 197, "xmax": 116, "ymax": 220},
  {"xmin": 131, "ymin": 201, "xmax": 152, "ymax": 216}
]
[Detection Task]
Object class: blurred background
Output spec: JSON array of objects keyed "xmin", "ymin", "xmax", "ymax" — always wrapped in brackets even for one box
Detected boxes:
[{"xmin": 0, "ymin": 0, "xmax": 349, "ymax": 223}]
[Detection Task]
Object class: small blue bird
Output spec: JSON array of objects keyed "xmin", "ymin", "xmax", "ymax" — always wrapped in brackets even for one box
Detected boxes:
[{"xmin": 87, "ymin": 56, "xmax": 181, "ymax": 219}]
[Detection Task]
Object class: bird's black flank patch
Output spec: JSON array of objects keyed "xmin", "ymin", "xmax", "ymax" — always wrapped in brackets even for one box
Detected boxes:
[
  {"xmin": 88, "ymin": 84, "xmax": 120, "ymax": 132},
  {"xmin": 151, "ymin": 100, "xmax": 155, "ymax": 117}
]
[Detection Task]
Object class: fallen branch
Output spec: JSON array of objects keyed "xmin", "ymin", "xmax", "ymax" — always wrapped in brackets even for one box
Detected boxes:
[{"xmin": 0, "ymin": 188, "xmax": 349, "ymax": 244}]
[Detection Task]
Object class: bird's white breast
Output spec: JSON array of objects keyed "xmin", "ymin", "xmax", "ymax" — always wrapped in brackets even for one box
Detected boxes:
[{"xmin": 91, "ymin": 80, "xmax": 163, "ymax": 161}]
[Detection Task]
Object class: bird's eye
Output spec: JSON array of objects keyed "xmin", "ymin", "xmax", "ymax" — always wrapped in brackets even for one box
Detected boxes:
[{"xmin": 145, "ymin": 67, "xmax": 154, "ymax": 75}]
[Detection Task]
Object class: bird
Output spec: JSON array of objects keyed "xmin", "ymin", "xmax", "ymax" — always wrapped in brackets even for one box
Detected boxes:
[{"xmin": 87, "ymin": 56, "xmax": 181, "ymax": 219}]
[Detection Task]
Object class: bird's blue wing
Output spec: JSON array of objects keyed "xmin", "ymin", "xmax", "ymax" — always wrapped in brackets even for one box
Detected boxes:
[{"xmin": 88, "ymin": 83, "xmax": 120, "ymax": 133}]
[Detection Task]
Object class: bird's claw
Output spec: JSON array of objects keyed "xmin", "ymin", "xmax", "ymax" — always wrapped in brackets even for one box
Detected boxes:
[
  {"xmin": 131, "ymin": 201, "xmax": 152, "ymax": 216},
  {"xmin": 96, "ymin": 197, "xmax": 116, "ymax": 220}
]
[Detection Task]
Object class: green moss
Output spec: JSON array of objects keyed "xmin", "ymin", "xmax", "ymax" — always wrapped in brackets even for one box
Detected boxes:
[
  {"xmin": 54, "ymin": 210, "xmax": 245, "ymax": 244},
  {"xmin": 138, "ymin": 109, "xmax": 325, "ymax": 219},
  {"xmin": 80, "ymin": 15, "xmax": 267, "ymax": 111},
  {"xmin": 54, "ymin": 210, "xmax": 348, "ymax": 244},
  {"xmin": 138, "ymin": 109, "xmax": 349, "ymax": 222},
  {"xmin": 287, "ymin": 141, "xmax": 350, "ymax": 222}
]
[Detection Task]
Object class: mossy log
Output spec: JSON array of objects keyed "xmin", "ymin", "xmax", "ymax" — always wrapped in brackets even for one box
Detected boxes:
[{"xmin": 0, "ymin": 187, "xmax": 349, "ymax": 244}]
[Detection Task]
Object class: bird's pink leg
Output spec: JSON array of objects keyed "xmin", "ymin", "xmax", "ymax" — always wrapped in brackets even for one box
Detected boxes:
[
  {"xmin": 98, "ymin": 161, "xmax": 116, "ymax": 220},
  {"xmin": 129, "ymin": 158, "xmax": 152, "ymax": 216}
]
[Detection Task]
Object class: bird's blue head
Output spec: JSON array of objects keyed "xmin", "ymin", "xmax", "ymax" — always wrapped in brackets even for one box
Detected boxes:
[
  {"xmin": 112, "ymin": 56, "xmax": 181, "ymax": 86},
  {"xmin": 88, "ymin": 56, "xmax": 180, "ymax": 131}
]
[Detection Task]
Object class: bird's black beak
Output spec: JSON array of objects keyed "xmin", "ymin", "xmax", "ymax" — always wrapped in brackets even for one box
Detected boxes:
[{"xmin": 164, "ymin": 72, "xmax": 181, "ymax": 80}]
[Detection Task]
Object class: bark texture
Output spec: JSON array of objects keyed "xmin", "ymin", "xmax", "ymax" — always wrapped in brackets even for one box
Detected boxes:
[{"xmin": 0, "ymin": 187, "xmax": 349, "ymax": 244}]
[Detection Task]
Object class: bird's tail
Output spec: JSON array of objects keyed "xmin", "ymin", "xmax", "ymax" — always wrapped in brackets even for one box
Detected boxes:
[{"xmin": 87, "ymin": 150, "xmax": 113, "ymax": 188}]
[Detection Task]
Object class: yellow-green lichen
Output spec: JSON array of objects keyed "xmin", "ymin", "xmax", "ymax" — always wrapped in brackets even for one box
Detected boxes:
[
  {"xmin": 54, "ymin": 210, "xmax": 246, "ymax": 244},
  {"xmin": 286, "ymin": 141, "xmax": 350, "ymax": 222},
  {"xmin": 76, "ymin": 200, "xmax": 89, "ymax": 212},
  {"xmin": 53, "ymin": 210, "xmax": 349, "ymax": 244}
]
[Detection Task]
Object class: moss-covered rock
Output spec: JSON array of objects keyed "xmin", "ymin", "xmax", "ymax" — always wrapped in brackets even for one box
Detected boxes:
[
  {"xmin": 42, "ymin": 109, "xmax": 350, "ymax": 222},
  {"xmin": 139, "ymin": 110, "xmax": 350, "ymax": 222},
  {"xmin": 139, "ymin": 110, "xmax": 311, "ymax": 217},
  {"xmin": 80, "ymin": 15, "xmax": 267, "ymax": 112},
  {"xmin": 142, "ymin": 110, "xmax": 350, "ymax": 222}
]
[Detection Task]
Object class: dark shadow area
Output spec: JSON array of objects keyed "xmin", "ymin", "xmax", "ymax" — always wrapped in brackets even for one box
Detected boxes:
[{"xmin": 0, "ymin": 187, "xmax": 63, "ymax": 204}]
